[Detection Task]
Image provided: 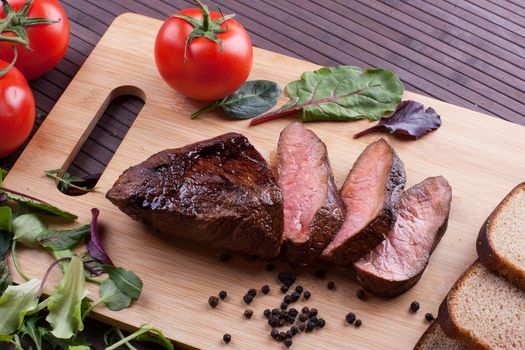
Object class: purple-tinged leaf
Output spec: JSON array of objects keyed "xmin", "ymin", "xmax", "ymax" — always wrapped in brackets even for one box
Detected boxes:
[
  {"xmin": 0, "ymin": 193, "xmax": 6, "ymax": 202},
  {"xmin": 86, "ymin": 208, "xmax": 113, "ymax": 266},
  {"xmin": 353, "ymin": 100, "xmax": 442, "ymax": 140}
]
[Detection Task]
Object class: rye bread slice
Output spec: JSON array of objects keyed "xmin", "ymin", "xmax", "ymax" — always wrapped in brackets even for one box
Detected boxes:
[
  {"xmin": 278, "ymin": 123, "xmax": 345, "ymax": 266},
  {"xmin": 477, "ymin": 182, "xmax": 525, "ymax": 290},
  {"xmin": 321, "ymin": 138, "xmax": 406, "ymax": 268},
  {"xmin": 438, "ymin": 260, "xmax": 525, "ymax": 349},
  {"xmin": 413, "ymin": 320, "xmax": 467, "ymax": 350}
]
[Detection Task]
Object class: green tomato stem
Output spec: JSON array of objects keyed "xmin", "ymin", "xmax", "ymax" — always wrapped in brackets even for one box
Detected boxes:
[
  {"xmin": 11, "ymin": 240, "xmax": 31, "ymax": 281},
  {"xmin": 105, "ymin": 325, "xmax": 154, "ymax": 350},
  {"xmin": 192, "ymin": 0, "xmax": 212, "ymax": 30}
]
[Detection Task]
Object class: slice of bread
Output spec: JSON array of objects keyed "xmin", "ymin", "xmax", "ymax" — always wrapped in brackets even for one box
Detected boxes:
[
  {"xmin": 477, "ymin": 183, "xmax": 525, "ymax": 290},
  {"xmin": 438, "ymin": 260, "xmax": 525, "ymax": 349},
  {"xmin": 413, "ymin": 320, "xmax": 467, "ymax": 350}
]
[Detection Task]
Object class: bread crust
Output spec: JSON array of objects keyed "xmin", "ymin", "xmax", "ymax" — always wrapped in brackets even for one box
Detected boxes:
[
  {"xmin": 476, "ymin": 183, "xmax": 525, "ymax": 291},
  {"xmin": 413, "ymin": 320, "xmax": 467, "ymax": 350}
]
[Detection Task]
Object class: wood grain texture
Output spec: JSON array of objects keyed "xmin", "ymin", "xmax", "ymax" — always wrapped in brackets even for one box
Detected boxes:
[{"xmin": 4, "ymin": 13, "xmax": 525, "ymax": 350}]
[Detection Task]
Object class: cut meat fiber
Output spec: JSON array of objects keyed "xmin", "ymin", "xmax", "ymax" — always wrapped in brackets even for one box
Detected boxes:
[
  {"xmin": 355, "ymin": 176, "xmax": 452, "ymax": 297},
  {"xmin": 322, "ymin": 138, "xmax": 406, "ymax": 268},
  {"xmin": 278, "ymin": 122, "xmax": 345, "ymax": 266},
  {"xmin": 106, "ymin": 133, "xmax": 284, "ymax": 259}
]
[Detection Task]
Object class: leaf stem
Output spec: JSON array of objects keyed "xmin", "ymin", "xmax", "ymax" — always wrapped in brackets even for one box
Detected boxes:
[
  {"xmin": 250, "ymin": 106, "xmax": 301, "ymax": 126},
  {"xmin": 116, "ymin": 328, "xmax": 139, "ymax": 350},
  {"xmin": 11, "ymin": 240, "xmax": 31, "ymax": 281},
  {"xmin": 44, "ymin": 170, "xmax": 95, "ymax": 193},
  {"xmin": 82, "ymin": 298, "xmax": 104, "ymax": 321},
  {"xmin": 86, "ymin": 276, "xmax": 103, "ymax": 286},
  {"xmin": 105, "ymin": 325, "xmax": 154, "ymax": 350},
  {"xmin": 37, "ymin": 257, "xmax": 71, "ymax": 297},
  {"xmin": 0, "ymin": 187, "xmax": 49, "ymax": 204},
  {"xmin": 191, "ymin": 101, "xmax": 220, "ymax": 119},
  {"xmin": 353, "ymin": 124, "xmax": 382, "ymax": 139}
]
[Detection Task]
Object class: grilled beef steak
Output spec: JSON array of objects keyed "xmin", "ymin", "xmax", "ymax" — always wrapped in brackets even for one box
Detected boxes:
[
  {"xmin": 278, "ymin": 123, "xmax": 345, "ymax": 266},
  {"xmin": 322, "ymin": 138, "xmax": 406, "ymax": 267},
  {"xmin": 106, "ymin": 133, "xmax": 284, "ymax": 259},
  {"xmin": 354, "ymin": 176, "xmax": 452, "ymax": 297}
]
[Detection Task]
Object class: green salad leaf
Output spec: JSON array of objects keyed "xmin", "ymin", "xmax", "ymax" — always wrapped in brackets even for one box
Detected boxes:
[
  {"xmin": 68, "ymin": 346, "xmax": 90, "ymax": 350},
  {"xmin": 136, "ymin": 327, "xmax": 174, "ymax": 350},
  {"xmin": 38, "ymin": 225, "xmax": 90, "ymax": 251},
  {"xmin": 0, "ymin": 206, "xmax": 12, "ymax": 233},
  {"xmin": 12, "ymin": 214, "xmax": 47, "ymax": 248},
  {"xmin": 0, "ymin": 279, "xmax": 41, "ymax": 335},
  {"xmin": 250, "ymin": 66, "xmax": 404, "ymax": 125},
  {"xmin": 0, "ymin": 190, "xmax": 77, "ymax": 221},
  {"xmin": 99, "ymin": 278, "xmax": 132, "ymax": 311},
  {"xmin": 104, "ymin": 265, "xmax": 143, "ymax": 300},
  {"xmin": 19, "ymin": 314, "xmax": 43, "ymax": 350},
  {"xmin": 0, "ymin": 168, "xmax": 7, "ymax": 186},
  {"xmin": 46, "ymin": 256, "xmax": 88, "ymax": 339}
]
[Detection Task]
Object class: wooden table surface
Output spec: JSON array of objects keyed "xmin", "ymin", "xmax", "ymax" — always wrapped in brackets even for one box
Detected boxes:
[{"xmin": 2, "ymin": 0, "xmax": 525, "ymax": 348}]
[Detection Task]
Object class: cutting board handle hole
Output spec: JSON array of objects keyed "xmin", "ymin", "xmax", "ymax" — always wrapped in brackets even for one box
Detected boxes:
[{"xmin": 61, "ymin": 91, "xmax": 145, "ymax": 196}]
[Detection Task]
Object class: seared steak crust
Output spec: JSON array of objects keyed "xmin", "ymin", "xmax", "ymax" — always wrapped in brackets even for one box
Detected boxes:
[
  {"xmin": 106, "ymin": 133, "xmax": 284, "ymax": 259},
  {"xmin": 278, "ymin": 123, "xmax": 345, "ymax": 266}
]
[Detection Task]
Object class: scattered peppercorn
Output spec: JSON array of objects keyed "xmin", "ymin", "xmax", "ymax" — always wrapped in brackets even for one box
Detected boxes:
[
  {"xmin": 269, "ymin": 316, "xmax": 279, "ymax": 328},
  {"xmin": 295, "ymin": 285, "xmax": 303, "ymax": 293},
  {"xmin": 356, "ymin": 289, "xmax": 367, "ymax": 300},
  {"xmin": 266, "ymin": 263, "xmax": 275, "ymax": 271},
  {"xmin": 291, "ymin": 292, "xmax": 300, "ymax": 302},
  {"xmin": 345, "ymin": 312, "xmax": 356, "ymax": 324},
  {"xmin": 309, "ymin": 316, "xmax": 318, "ymax": 324},
  {"xmin": 425, "ymin": 313, "xmax": 435, "ymax": 322},
  {"xmin": 306, "ymin": 320, "xmax": 317, "ymax": 332},
  {"xmin": 261, "ymin": 285, "xmax": 270, "ymax": 294},
  {"xmin": 247, "ymin": 288, "xmax": 257, "ymax": 297},
  {"xmin": 208, "ymin": 296, "xmax": 219, "ymax": 308},
  {"xmin": 243, "ymin": 309, "xmax": 254, "ymax": 319},
  {"xmin": 354, "ymin": 319, "xmax": 362, "ymax": 328},
  {"xmin": 284, "ymin": 338, "xmax": 293, "ymax": 347},
  {"xmin": 315, "ymin": 269, "xmax": 326, "ymax": 278},
  {"xmin": 309, "ymin": 308, "xmax": 318, "ymax": 317},
  {"xmin": 317, "ymin": 318, "xmax": 326, "ymax": 328},
  {"xmin": 301, "ymin": 306, "xmax": 309, "ymax": 314},
  {"xmin": 281, "ymin": 302, "xmax": 289, "ymax": 310},
  {"xmin": 219, "ymin": 290, "xmax": 227, "ymax": 300},
  {"xmin": 283, "ymin": 279, "xmax": 293, "ymax": 287},
  {"xmin": 287, "ymin": 316, "xmax": 295, "ymax": 324},
  {"xmin": 290, "ymin": 325, "xmax": 299, "ymax": 335},
  {"xmin": 299, "ymin": 313, "xmax": 308, "ymax": 322},
  {"xmin": 243, "ymin": 294, "xmax": 253, "ymax": 305},
  {"xmin": 271, "ymin": 329, "xmax": 279, "ymax": 339},
  {"xmin": 289, "ymin": 308, "xmax": 298, "ymax": 318},
  {"xmin": 278, "ymin": 272, "xmax": 288, "ymax": 283},
  {"xmin": 297, "ymin": 322, "xmax": 306, "ymax": 332},
  {"xmin": 285, "ymin": 330, "xmax": 292, "ymax": 338},
  {"xmin": 271, "ymin": 308, "xmax": 280, "ymax": 316},
  {"xmin": 279, "ymin": 332, "xmax": 286, "ymax": 341},
  {"xmin": 284, "ymin": 295, "xmax": 293, "ymax": 304},
  {"xmin": 219, "ymin": 253, "xmax": 230, "ymax": 262},
  {"xmin": 410, "ymin": 301, "xmax": 420, "ymax": 313},
  {"xmin": 264, "ymin": 309, "xmax": 271, "ymax": 318},
  {"xmin": 223, "ymin": 334, "xmax": 231, "ymax": 343},
  {"xmin": 327, "ymin": 281, "xmax": 335, "ymax": 290},
  {"xmin": 280, "ymin": 285, "xmax": 289, "ymax": 293},
  {"xmin": 303, "ymin": 291, "xmax": 311, "ymax": 300}
]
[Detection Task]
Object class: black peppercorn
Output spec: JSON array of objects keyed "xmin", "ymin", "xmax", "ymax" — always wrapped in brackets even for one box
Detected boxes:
[
  {"xmin": 271, "ymin": 329, "xmax": 279, "ymax": 339},
  {"xmin": 289, "ymin": 308, "xmax": 298, "ymax": 317},
  {"xmin": 309, "ymin": 308, "xmax": 318, "ymax": 317},
  {"xmin": 284, "ymin": 338, "xmax": 293, "ymax": 348},
  {"xmin": 219, "ymin": 253, "xmax": 230, "ymax": 262},
  {"xmin": 425, "ymin": 313, "xmax": 434, "ymax": 322},
  {"xmin": 269, "ymin": 316, "xmax": 279, "ymax": 327},
  {"xmin": 306, "ymin": 320, "xmax": 316, "ymax": 332},
  {"xmin": 223, "ymin": 334, "xmax": 231, "ymax": 343},
  {"xmin": 247, "ymin": 288, "xmax": 257, "ymax": 297},
  {"xmin": 290, "ymin": 325, "xmax": 299, "ymax": 335},
  {"xmin": 410, "ymin": 301, "xmax": 420, "ymax": 313},
  {"xmin": 281, "ymin": 285, "xmax": 289, "ymax": 293},
  {"xmin": 266, "ymin": 263, "xmax": 275, "ymax": 271},
  {"xmin": 264, "ymin": 309, "xmax": 271, "ymax": 318},
  {"xmin": 295, "ymin": 285, "xmax": 303, "ymax": 293},
  {"xmin": 261, "ymin": 285, "xmax": 270, "ymax": 294},
  {"xmin": 271, "ymin": 308, "xmax": 280, "ymax": 316},
  {"xmin": 244, "ymin": 309, "xmax": 253, "ymax": 319},
  {"xmin": 356, "ymin": 288, "xmax": 367, "ymax": 300},
  {"xmin": 327, "ymin": 281, "xmax": 335, "ymax": 290},
  {"xmin": 283, "ymin": 279, "xmax": 293, "ymax": 287},
  {"xmin": 291, "ymin": 292, "xmax": 300, "ymax": 301},
  {"xmin": 298, "ymin": 313, "xmax": 308, "ymax": 322},
  {"xmin": 243, "ymin": 294, "xmax": 253, "ymax": 305},
  {"xmin": 279, "ymin": 332, "xmax": 286, "ymax": 341},
  {"xmin": 354, "ymin": 319, "xmax": 362, "ymax": 328},
  {"xmin": 345, "ymin": 312, "xmax": 356, "ymax": 324},
  {"xmin": 218, "ymin": 290, "xmax": 227, "ymax": 300},
  {"xmin": 284, "ymin": 295, "xmax": 293, "ymax": 304},
  {"xmin": 297, "ymin": 322, "xmax": 306, "ymax": 332},
  {"xmin": 301, "ymin": 306, "xmax": 309, "ymax": 314},
  {"xmin": 287, "ymin": 316, "xmax": 295, "ymax": 324},
  {"xmin": 281, "ymin": 302, "xmax": 289, "ymax": 310},
  {"xmin": 278, "ymin": 272, "xmax": 288, "ymax": 283},
  {"xmin": 208, "ymin": 296, "xmax": 219, "ymax": 308},
  {"xmin": 317, "ymin": 318, "xmax": 326, "ymax": 328},
  {"xmin": 303, "ymin": 291, "xmax": 311, "ymax": 300},
  {"xmin": 315, "ymin": 269, "xmax": 326, "ymax": 278}
]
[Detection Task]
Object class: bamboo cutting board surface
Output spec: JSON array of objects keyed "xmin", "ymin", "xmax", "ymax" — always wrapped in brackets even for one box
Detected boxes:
[{"xmin": 5, "ymin": 13, "xmax": 525, "ymax": 350}]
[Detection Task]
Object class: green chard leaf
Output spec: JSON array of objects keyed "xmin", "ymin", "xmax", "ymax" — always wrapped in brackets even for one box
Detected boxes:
[
  {"xmin": 191, "ymin": 80, "xmax": 281, "ymax": 119},
  {"xmin": 250, "ymin": 66, "xmax": 404, "ymax": 125},
  {"xmin": 99, "ymin": 278, "xmax": 132, "ymax": 311},
  {"xmin": 104, "ymin": 265, "xmax": 143, "ymax": 300},
  {"xmin": 46, "ymin": 256, "xmax": 88, "ymax": 339},
  {"xmin": 12, "ymin": 213, "xmax": 48, "ymax": 248},
  {"xmin": 38, "ymin": 225, "xmax": 90, "ymax": 251},
  {"xmin": 0, "ymin": 278, "xmax": 41, "ymax": 336},
  {"xmin": 0, "ymin": 190, "xmax": 77, "ymax": 221}
]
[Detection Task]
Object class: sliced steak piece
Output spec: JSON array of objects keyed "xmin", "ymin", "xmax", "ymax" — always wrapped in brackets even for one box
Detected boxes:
[
  {"xmin": 321, "ymin": 138, "xmax": 406, "ymax": 267},
  {"xmin": 278, "ymin": 123, "xmax": 345, "ymax": 266},
  {"xmin": 106, "ymin": 133, "xmax": 284, "ymax": 259},
  {"xmin": 354, "ymin": 176, "xmax": 452, "ymax": 297}
]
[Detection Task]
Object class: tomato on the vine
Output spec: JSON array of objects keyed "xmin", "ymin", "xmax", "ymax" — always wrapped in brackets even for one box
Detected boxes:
[
  {"xmin": 0, "ymin": 0, "xmax": 70, "ymax": 80},
  {"xmin": 155, "ymin": 0, "xmax": 253, "ymax": 101},
  {"xmin": 0, "ymin": 59, "xmax": 35, "ymax": 158}
]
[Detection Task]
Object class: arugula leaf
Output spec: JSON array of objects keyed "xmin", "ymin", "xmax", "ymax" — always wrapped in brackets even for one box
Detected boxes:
[
  {"xmin": 43, "ymin": 333, "xmax": 91, "ymax": 350},
  {"xmin": 0, "ymin": 189, "xmax": 77, "ymax": 221},
  {"xmin": 44, "ymin": 169, "xmax": 96, "ymax": 194},
  {"xmin": 38, "ymin": 225, "xmax": 90, "ymax": 251},
  {"xmin": 354, "ymin": 100, "xmax": 442, "ymax": 139},
  {"xmin": 250, "ymin": 66, "xmax": 404, "ymax": 125},
  {"xmin": 46, "ymin": 256, "xmax": 88, "ymax": 339},
  {"xmin": 136, "ymin": 328, "xmax": 174, "ymax": 350},
  {"xmin": 104, "ymin": 265, "xmax": 143, "ymax": 300},
  {"xmin": 99, "ymin": 278, "xmax": 132, "ymax": 311},
  {"xmin": 0, "ymin": 206, "xmax": 12, "ymax": 233},
  {"xmin": 191, "ymin": 80, "xmax": 281, "ymax": 119},
  {"xmin": 0, "ymin": 279, "xmax": 41, "ymax": 335},
  {"xmin": 19, "ymin": 314, "xmax": 43, "ymax": 350},
  {"xmin": 12, "ymin": 213, "xmax": 48, "ymax": 248},
  {"xmin": 86, "ymin": 208, "xmax": 113, "ymax": 265}
]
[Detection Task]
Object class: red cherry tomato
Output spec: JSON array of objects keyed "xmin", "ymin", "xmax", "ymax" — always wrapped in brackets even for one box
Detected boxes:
[
  {"xmin": 0, "ymin": 0, "xmax": 70, "ymax": 80},
  {"xmin": 0, "ymin": 59, "xmax": 35, "ymax": 158},
  {"xmin": 155, "ymin": 4, "xmax": 253, "ymax": 101}
]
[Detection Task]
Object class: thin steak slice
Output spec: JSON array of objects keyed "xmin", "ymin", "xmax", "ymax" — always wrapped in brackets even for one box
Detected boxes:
[
  {"xmin": 278, "ymin": 123, "xmax": 345, "ymax": 266},
  {"xmin": 354, "ymin": 176, "xmax": 452, "ymax": 297},
  {"xmin": 106, "ymin": 133, "xmax": 284, "ymax": 259},
  {"xmin": 322, "ymin": 138, "xmax": 406, "ymax": 268}
]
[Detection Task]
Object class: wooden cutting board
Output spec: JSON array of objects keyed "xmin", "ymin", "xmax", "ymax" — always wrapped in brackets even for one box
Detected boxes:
[{"xmin": 5, "ymin": 13, "xmax": 525, "ymax": 350}]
